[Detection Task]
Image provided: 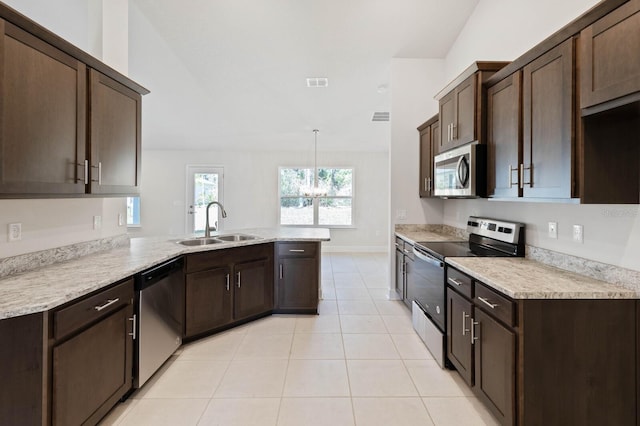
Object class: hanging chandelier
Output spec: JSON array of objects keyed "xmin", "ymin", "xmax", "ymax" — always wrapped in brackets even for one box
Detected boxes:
[{"xmin": 302, "ymin": 129, "xmax": 327, "ymax": 197}]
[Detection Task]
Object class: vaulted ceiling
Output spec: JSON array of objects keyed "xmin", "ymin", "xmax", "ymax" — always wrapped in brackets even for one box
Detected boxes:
[{"xmin": 129, "ymin": 0, "xmax": 479, "ymax": 151}]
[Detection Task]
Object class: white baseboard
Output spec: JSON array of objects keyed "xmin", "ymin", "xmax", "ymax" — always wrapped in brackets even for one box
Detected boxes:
[{"xmin": 321, "ymin": 245, "xmax": 388, "ymax": 253}]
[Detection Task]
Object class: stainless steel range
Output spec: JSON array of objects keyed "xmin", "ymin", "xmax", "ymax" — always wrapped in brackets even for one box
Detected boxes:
[{"xmin": 410, "ymin": 217, "xmax": 525, "ymax": 368}]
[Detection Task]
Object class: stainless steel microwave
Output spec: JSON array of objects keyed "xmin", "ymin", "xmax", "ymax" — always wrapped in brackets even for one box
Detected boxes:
[{"xmin": 433, "ymin": 143, "xmax": 486, "ymax": 198}]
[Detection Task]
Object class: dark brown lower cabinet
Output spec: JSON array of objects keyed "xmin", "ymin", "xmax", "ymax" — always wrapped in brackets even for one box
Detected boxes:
[
  {"xmin": 51, "ymin": 278, "xmax": 134, "ymax": 426},
  {"xmin": 184, "ymin": 244, "xmax": 274, "ymax": 338},
  {"xmin": 447, "ymin": 266, "xmax": 638, "ymax": 425},
  {"xmin": 275, "ymin": 242, "xmax": 320, "ymax": 314},
  {"xmin": 473, "ymin": 308, "xmax": 515, "ymax": 426},
  {"xmin": 447, "ymin": 289, "xmax": 473, "ymax": 385},
  {"xmin": 185, "ymin": 267, "xmax": 232, "ymax": 336}
]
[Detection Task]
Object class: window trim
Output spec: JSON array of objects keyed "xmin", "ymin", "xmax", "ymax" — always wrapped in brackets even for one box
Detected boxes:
[
  {"xmin": 126, "ymin": 196, "xmax": 141, "ymax": 228},
  {"xmin": 278, "ymin": 166, "xmax": 355, "ymax": 229}
]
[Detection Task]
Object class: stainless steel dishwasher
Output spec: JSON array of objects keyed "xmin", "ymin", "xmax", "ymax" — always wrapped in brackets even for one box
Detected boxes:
[{"xmin": 134, "ymin": 256, "xmax": 184, "ymax": 388}]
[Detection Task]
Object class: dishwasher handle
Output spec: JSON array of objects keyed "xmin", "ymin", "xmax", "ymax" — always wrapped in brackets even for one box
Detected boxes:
[
  {"xmin": 137, "ymin": 256, "xmax": 184, "ymax": 291},
  {"xmin": 413, "ymin": 247, "xmax": 444, "ymax": 268}
]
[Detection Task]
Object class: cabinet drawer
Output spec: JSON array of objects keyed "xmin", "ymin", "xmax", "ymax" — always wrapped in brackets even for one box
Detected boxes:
[
  {"xmin": 394, "ymin": 237, "xmax": 405, "ymax": 252},
  {"xmin": 277, "ymin": 242, "xmax": 318, "ymax": 257},
  {"xmin": 53, "ymin": 278, "xmax": 133, "ymax": 340},
  {"xmin": 474, "ymin": 282, "xmax": 515, "ymax": 327},
  {"xmin": 447, "ymin": 267, "xmax": 473, "ymax": 299}
]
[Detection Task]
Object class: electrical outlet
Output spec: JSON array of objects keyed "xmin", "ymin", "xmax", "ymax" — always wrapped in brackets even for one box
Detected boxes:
[
  {"xmin": 118, "ymin": 213, "xmax": 124, "ymax": 227},
  {"xmin": 8, "ymin": 223, "xmax": 21, "ymax": 242},
  {"xmin": 548, "ymin": 222, "xmax": 558, "ymax": 239},
  {"xmin": 573, "ymin": 224, "xmax": 584, "ymax": 243},
  {"xmin": 93, "ymin": 215, "xmax": 102, "ymax": 230},
  {"xmin": 396, "ymin": 209, "xmax": 407, "ymax": 220}
]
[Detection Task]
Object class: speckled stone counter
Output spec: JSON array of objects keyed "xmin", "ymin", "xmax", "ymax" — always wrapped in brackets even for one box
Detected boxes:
[
  {"xmin": 394, "ymin": 224, "xmax": 465, "ymax": 245},
  {"xmin": 447, "ymin": 257, "xmax": 638, "ymax": 300},
  {"xmin": 0, "ymin": 227, "xmax": 330, "ymax": 320}
]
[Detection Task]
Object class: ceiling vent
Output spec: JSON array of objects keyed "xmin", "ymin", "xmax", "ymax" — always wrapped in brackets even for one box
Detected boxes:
[
  {"xmin": 306, "ymin": 77, "xmax": 329, "ymax": 88},
  {"xmin": 372, "ymin": 112, "xmax": 390, "ymax": 122}
]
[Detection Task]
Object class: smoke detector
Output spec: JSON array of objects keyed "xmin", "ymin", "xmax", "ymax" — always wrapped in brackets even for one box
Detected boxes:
[
  {"xmin": 306, "ymin": 77, "xmax": 329, "ymax": 88},
  {"xmin": 372, "ymin": 112, "xmax": 390, "ymax": 122}
]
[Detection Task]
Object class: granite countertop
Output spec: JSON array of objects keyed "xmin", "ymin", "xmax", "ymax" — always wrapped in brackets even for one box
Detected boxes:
[
  {"xmin": 447, "ymin": 257, "xmax": 638, "ymax": 300},
  {"xmin": 0, "ymin": 227, "xmax": 330, "ymax": 320},
  {"xmin": 395, "ymin": 229, "xmax": 464, "ymax": 245}
]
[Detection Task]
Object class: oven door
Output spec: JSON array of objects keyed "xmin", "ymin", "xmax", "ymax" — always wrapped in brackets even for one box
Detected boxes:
[{"xmin": 407, "ymin": 246, "xmax": 445, "ymax": 331}]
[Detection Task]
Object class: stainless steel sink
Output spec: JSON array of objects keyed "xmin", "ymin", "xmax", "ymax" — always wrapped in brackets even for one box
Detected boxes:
[
  {"xmin": 214, "ymin": 234, "xmax": 261, "ymax": 242},
  {"xmin": 177, "ymin": 238, "xmax": 223, "ymax": 246}
]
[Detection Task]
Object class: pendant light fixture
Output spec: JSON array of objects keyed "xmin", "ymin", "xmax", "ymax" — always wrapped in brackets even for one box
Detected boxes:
[{"xmin": 302, "ymin": 129, "xmax": 327, "ymax": 197}]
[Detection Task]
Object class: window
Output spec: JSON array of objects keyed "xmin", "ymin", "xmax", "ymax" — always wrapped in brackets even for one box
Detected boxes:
[
  {"xmin": 126, "ymin": 197, "xmax": 140, "ymax": 227},
  {"xmin": 279, "ymin": 167, "xmax": 354, "ymax": 227}
]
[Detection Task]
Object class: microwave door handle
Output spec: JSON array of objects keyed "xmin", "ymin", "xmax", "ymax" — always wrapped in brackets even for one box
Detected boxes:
[{"xmin": 455, "ymin": 156, "xmax": 467, "ymax": 187}]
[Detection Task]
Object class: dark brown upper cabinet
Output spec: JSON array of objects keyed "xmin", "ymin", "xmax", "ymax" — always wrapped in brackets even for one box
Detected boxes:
[
  {"xmin": 486, "ymin": 71, "xmax": 522, "ymax": 198},
  {"xmin": 0, "ymin": 20, "xmax": 87, "ymax": 196},
  {"xmin": 89, "ymin": 70, "xmax": 142, "ymax": 195},
  {"xmin": 522, "ymin": 38, "xmax": 575, "ymax": 199},
  {"xmin": 417, "ymin": 114, "xmax": 439, "ymax": 198},
  {"xmin": 580, "ymin": 0, "xmax": 640, "ymax": 111},
  {"xmin": 0, "ymin": 3, "xmax": 148, "ymax": 198},
  {"xmin": 436, "ymin": 62, "xmax": 509, "ymax": 154}
]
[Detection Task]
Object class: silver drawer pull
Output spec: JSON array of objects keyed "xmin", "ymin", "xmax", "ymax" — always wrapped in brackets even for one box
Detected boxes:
[
  {"xmin": 462, "ymin": 311, "xmax": 470, "ymax": 336},
  {"xmin": 289, "ymin": 249, "xmax": 305, "ymax": 253},
  {"xmin": 471, "ymin": 318, "xmax": 479, "ymax": 344},
  {"xmin": 226, "ymin": 274, "xmax": 230, "ymax": 291},
  {"xmin": 448, "ymin": 278, "xmax": 463, "ymax": 286},
  {"xmin": 237, "ymin": 271, "xmax": 241, "ymax": 288},
  {"xmin": 477, "ymin": 296, "xmax": 498, "ymax": 309},
  {"xmin": 94, "ymin": 298, "xmax": 120, "ymax": 311},
  {"xmin": 128, "ymin": 314, "xmax": 137, "ymax": 340}
]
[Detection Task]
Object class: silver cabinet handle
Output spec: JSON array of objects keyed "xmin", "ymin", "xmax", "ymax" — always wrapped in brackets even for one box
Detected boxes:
[
  {"xmin": 226, "ymin": 273, "xmax": 230, "ymax": 291},
  {"xmin": 289, "ymin": 249, "xmax": 305, "ymax": 253},
  {"xmin": 94, "ymin": 297, "xmax": 119, "ymax": 311},
  {"xmin": 237, "ymin": 271, "xmax": 241, "ymax": 288},
  {"xmin": 91, "ymin": 162, "xmax": 102, "ymax": 185},
  {"xmin": 76, "ymin": 160, "xmax": 89, "ymax": 184},
  {"xmin": 448, "ymin": 277, "xmax": 463, "ymax": 287},
  {"xmin": 520, "ymin": 163, "xmax": 532, "ymax": 188},
  {"xmin": 279, "ymin": 264, "xmax": 283, "ymax": 280},
  {"xmin": 129, "ymin": 314, "xmax": 136, "ymax": 340},
  {"xmin": 452, "ymin": 123, "xmax": 457, "ymax": 140},
  {"xmin": 424, "ymin": 178, "xmax": 428, "ymax": 192},
  {"xmin": 508, "ymin": 164, "xmax": 519, "ymax": 188},
  {"xmin": 477, "ymin": 296, "xmax": 498, "ymax": 309},
  {"xmin": 462, "ymin": 311, "xmax": 470, "ymax": 336},
  {"xmin": 427, "ymin": 177, "xmax": 432, "ymax": 192},
  {"xmin": 471, "ymin": 318, "xmax": 479, "ymax": 345}
]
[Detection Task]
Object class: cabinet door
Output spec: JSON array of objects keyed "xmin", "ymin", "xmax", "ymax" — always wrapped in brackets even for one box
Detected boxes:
[
  {"xmin": 522, "ymin": 39, "xmax": 574, "ymax": 199},
  {"xmin": 52, "ymin": 304, "xmax": 133, "ymax": 426},
  {"xmin": 447, "ymin": 289, "xmax": 473, "ymax": 385},
  {"xmin": 0, "ymin": 20, "xmax": 86, "ymax": 195},
  {"xmin": 580, "ymin": 0, "xmax": 640, "ymax": 109},
  {"xmin": 89, "ymin": 69, "xmax": 141, "ymax": 195},
  {"xmin": 395, "ymin": 250, "xmax": 405, "ymax": 300},
  {"xmin": 454, "ymin": 74, "xmax": 477, "ymax": 146},
  {"xmin": 419, "ymin": 125, "xmax": 432, "ymax": 197},
  {"xmin": 431, "ymin": 121, "xmax": 440, "ymax": 156},
  {"xmin": 185, "ymin": 267, "xmax": 232, "ymax": 337},
  {"xmin": 234, "ymin": 258, "xmax": 273, "ymax": 321},
  {"xmin": 278, "ymin": 257, "xmax": 318, "ymax": 310},
  {"xmin": 473, "ymin": 308, "xmax": 515, "ymax": 426},
  {"xmin": 439, "ymin": 91, "xmax": 455, "ymax": 152},
  {"xmin": 487, "ymin": 72, "xmax": 522, "ymax": 198}
]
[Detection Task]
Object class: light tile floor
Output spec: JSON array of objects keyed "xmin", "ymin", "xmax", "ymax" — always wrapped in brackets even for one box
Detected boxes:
[{"xmin": 100, "ymin": 252, "xmax": 499, "ymax": 426}]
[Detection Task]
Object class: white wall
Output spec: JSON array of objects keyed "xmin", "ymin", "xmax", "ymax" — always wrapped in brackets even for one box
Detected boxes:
[
  {"xmin": 444, "ymin": 0, "xmax": 600, "ymax": 80},
  {"xmin": 137, "ymin": 149, "xmax": 389, "ymax": 251},
  {"xmin": 436, "ymin": 0, "xmax": 640, "ymax": 272},
  {"xmin": 390, "ymin": 58, "xmax": 446, "ymax": 232}
]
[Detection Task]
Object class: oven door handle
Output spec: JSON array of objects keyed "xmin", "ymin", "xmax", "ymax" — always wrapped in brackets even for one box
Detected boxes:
[{"xmin": 413, "ymin": 247, "xmax": 444, "ymax": 268}]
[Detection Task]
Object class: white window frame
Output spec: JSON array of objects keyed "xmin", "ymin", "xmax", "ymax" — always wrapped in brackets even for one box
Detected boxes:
[
  {"xmin": 185, "ymin": 165, "xmax": 225, "ymax": 235},
  {"xmin": 278, "ymin": 166, "xmax": 355, "ymax": 229}
]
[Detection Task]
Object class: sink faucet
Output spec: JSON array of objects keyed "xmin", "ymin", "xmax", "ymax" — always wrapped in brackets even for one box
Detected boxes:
[{"xmin": 204, "ymin": 201, "xmax": 227, "ymax": 237}]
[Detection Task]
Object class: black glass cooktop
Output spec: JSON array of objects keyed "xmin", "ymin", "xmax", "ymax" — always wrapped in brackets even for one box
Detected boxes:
[{"xmin": 415, "ymin": 240, "xmax": 512, "ymax": 260}]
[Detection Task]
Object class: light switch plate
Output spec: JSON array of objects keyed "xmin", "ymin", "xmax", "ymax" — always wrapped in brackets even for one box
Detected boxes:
[
  {"xmin": 548, "ymin": 222, "xmax": 558, "ymax": 239},
  {"xmin": 573, "ymin": 224, "xmax": 584, "ymax": 243},
  {"xmin": 8, "ymin": 223, "xmax": 21, "ymax": 242},
  {"xmin": 93, "ymin": 215, "xmax": 102, "ymax": 230},
  {"xmin": 396, "ymin": 209, "xmax": 407, "ymax": 220},
  {"xmin": 118, "ymin": 213, "xmax": 124, "ymax": 227}
]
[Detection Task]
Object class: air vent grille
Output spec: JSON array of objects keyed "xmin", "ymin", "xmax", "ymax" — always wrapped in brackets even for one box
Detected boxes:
[
  {"xmin": 372, "ymin": 112, "xmax": 390, "ymax": 122},
  {"xmin": 306, "ymin": 77, "xmax": 329, "ymax": 88}
]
